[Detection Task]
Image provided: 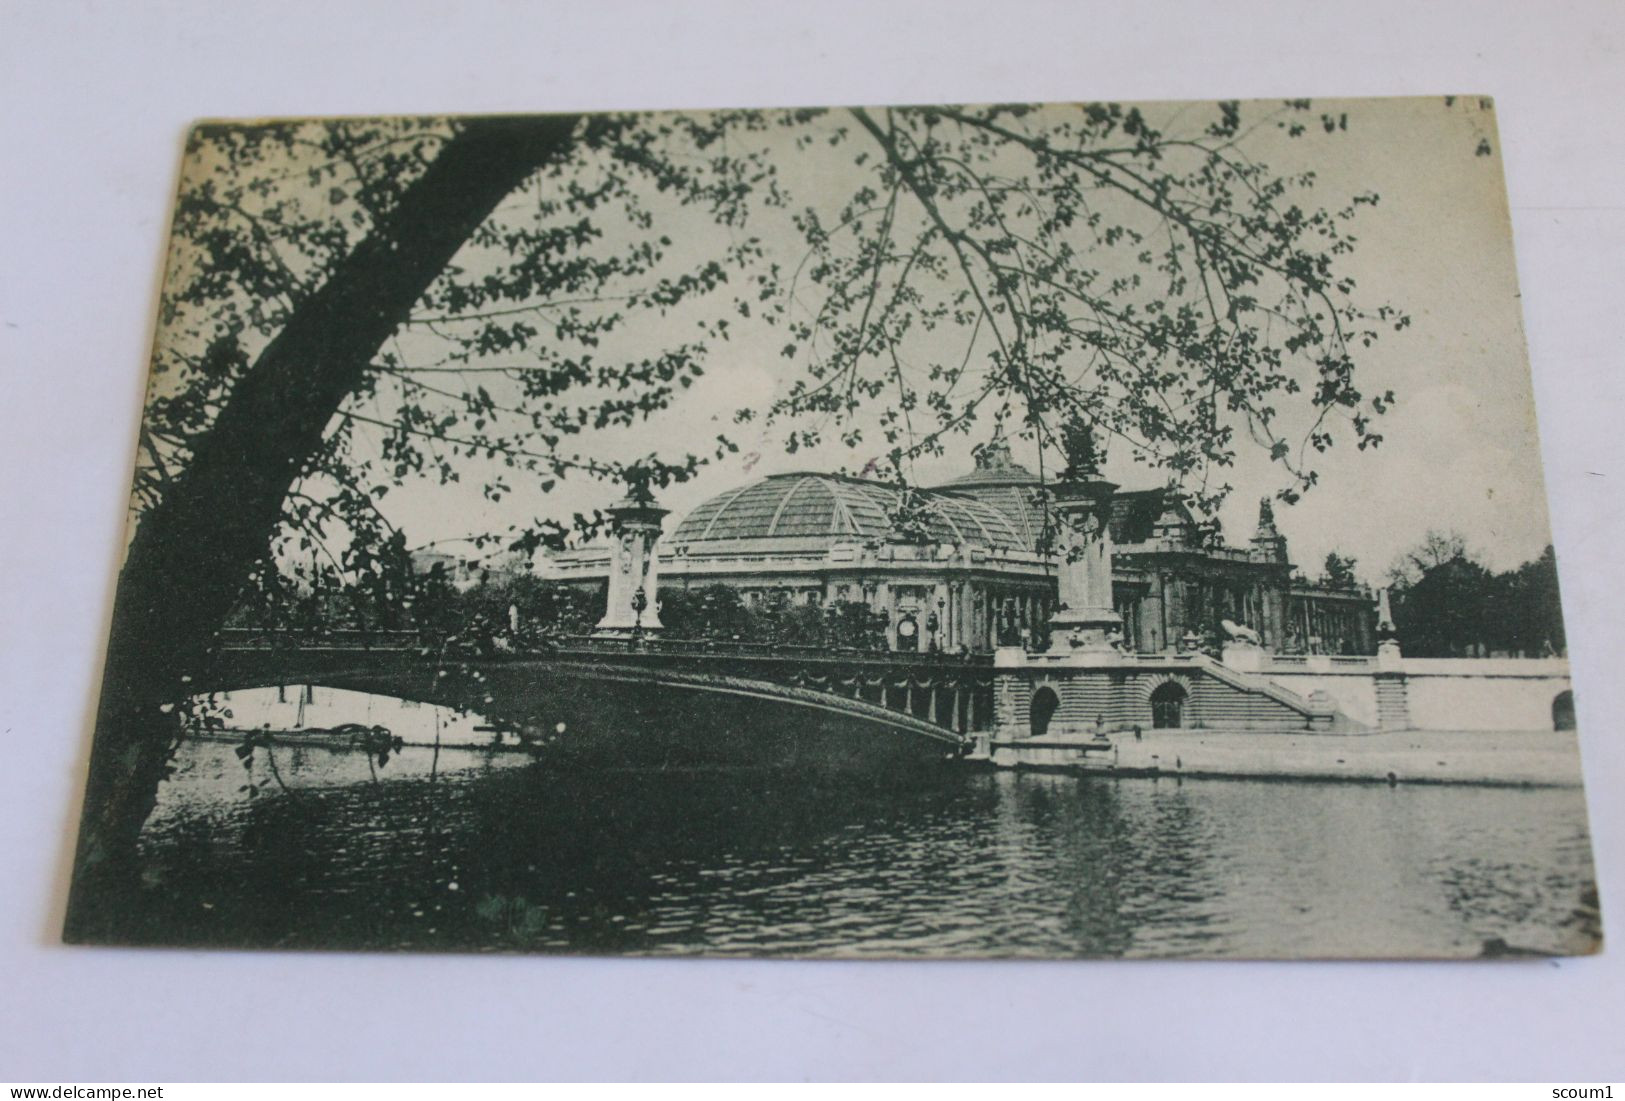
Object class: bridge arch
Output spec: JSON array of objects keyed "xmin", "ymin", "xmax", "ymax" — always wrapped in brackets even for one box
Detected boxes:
[
  {"xmin": 1150, "ymin": 680, "xmax": 1188, "ymax": 729},
  {"xmin": 1030, "ymin": 685, "xmax": 1060, "ymax": 739},
  {"xmin": 1553, "ymin": 690, "xmax": 1576, "ymax": 731},
  {"xmin": 1140, "ymin": 672, "xmax": 1192, "ymax": 700},
  {"xmin": 201, "ymin": 642, "xmax": 971, "ymax": 770}
]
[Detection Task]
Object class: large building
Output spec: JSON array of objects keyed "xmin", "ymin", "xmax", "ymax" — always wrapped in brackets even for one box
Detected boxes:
[{"xmin": 542, "ymin": 441, "xmax": 1375, "ymax": 655}]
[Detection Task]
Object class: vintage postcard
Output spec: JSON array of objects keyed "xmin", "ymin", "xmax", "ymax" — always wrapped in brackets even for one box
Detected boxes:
[{"xmin": 66, "ymin": 98, "xmax": 1600, "ymax": 958}]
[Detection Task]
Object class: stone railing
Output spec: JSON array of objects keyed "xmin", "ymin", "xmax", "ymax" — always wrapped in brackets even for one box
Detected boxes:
[
  {"xmin": 1398, "ymin": 657, "xmax": 1571, "ymax": 678},
  {"xmin": 218, "ymin": 627, "xmax": 424, "ymax": 651},
  {"xmin": 554, "ymin": 634, "xmax": 992, "ymax": 667}
]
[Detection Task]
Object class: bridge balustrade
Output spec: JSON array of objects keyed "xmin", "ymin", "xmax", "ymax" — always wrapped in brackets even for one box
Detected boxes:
[
  {"xmin": 218, "ymin": 626, "xmax": 425, "ymax": 651},
  {"xmin": 216, "ymin": 628, "xmax": 994, "ymax": 738}
]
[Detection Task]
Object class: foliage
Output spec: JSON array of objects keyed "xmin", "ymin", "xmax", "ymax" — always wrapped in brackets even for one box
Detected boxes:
[
  {"xmin": 1386, "ymin": 529, "xmax": 1470, "ymax": 587},
  {"xmin": 75, "ymin": 102, "xmax": 1417, "ymax": 895},
  {"xmin": 656, "ymin": 584, "xmax": 754, "ymax": 640},
  {"xmin": 885, "ymin": 486, "xmax": 939, "ymax": 545},
  {"xmin": 258, "ymin": 571, "xmax": 900, "ymax": 651},
  {"xmin": 424, "ymin": 570, "xmax": 602, "ymax": 643},
  {"xmin": 658, "ymin": 585, "xmax": 889, "ymax": 649},
  {"xmin": 1389, "ymin": 536, "xmax": 1566, "ymax": 657},
  {"xmin": 142, "ymin": 103, "xmax": 1408, "ymax": 636},
  {"xmin": 145, "ymin": 114, "xmax": 760, "ymax": 628},
  {"xmin": 1322, "ymin": 551, "xmax": 1359, "ymax": 588},
  {"xmin": 1391, "ymin": 554, "xmax": 1496, "ymax": 657},
  {"xmin": 759, "ymin": 102, "xmax": 1406, "ymax": 508},
  {"xmin": 1495, "ymin": 546, "xmax": 1567, "ymax": 656}
]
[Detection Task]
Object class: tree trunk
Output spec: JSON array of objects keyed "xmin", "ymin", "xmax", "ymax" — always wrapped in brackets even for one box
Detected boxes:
[{"xmin": 65, "ymin": 113, "xmax": 581, "ymax": 939}]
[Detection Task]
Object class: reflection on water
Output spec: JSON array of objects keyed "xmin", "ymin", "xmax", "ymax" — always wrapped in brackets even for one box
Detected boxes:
[{"xmin": 118, "ymin": 738, "xmax": 1600, "ymax": 958}]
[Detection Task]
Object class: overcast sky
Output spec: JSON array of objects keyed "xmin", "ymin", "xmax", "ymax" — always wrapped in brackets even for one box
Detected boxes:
[{"xmin": 338, "ymin": 97, "xmax": 1556, "ymax": 582}]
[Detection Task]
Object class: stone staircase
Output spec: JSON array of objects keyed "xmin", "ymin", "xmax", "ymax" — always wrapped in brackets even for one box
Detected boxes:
[
  {"xmin": 1189, "ymin": 653, "xmax": 1339, "ymax": 730},
  {"xmin": 1375, "ymin": 673, "xmax": 1410, "ymax": 731}
]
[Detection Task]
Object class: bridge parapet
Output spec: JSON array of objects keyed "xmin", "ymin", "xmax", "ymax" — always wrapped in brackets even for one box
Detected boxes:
[
  {"xmin": 212, "ymin": 628, "xmax": 995, "ymax": 741},
  {"xmin": 218, "ymin": 626, "xmax": 426, "ymax": 651}
]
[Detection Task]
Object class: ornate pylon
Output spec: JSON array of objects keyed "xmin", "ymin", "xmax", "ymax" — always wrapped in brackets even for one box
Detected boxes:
[
  {"xmin": 593, "ymin": 494, "xmax": 669, "ymax": 637},
  {"xmin": 1047, "ymin": 478, "xmax": 1123, "ymax": 652},
  {"xmin": 1375, "ymin": 586, "xmax": 1403, "ymax": 668}
]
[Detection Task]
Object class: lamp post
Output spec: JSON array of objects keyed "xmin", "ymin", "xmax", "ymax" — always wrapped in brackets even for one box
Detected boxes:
[{"xmin": 630, "ymin": 588, "xmax": 648, "ymax": 649}]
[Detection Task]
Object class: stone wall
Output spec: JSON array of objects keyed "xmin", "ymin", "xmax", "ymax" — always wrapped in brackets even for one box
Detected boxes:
[
  {"xmin": 1252, "ymin": 654, "xmax": 1572, "ymax": 733},
  {"xmin": 993, "ymin": 649, "xmax": 1330, "ymax": 739},
  {"xmin": 1402, "ymin": 660, "xmax": 1572, "ymax": 732},
  {"xmin": 992, "ymin": 649, "xmax": 1574, "ymax": 739}
]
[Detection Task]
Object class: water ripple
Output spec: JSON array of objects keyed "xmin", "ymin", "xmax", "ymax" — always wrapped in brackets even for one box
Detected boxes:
[{"xmin": 115, "ymin": 740, "xmax": 1602, "ymax": 959}]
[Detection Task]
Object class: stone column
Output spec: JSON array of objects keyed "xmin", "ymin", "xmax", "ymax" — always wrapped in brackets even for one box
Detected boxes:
[
  {"xmin": 965, "ymin": 583, "xmax": 979, "ymax": 651},
  {"xmin": 1047, "ymin": 479, "xmax": 1123, "ymax": 652},
  {"xmin": 593, "ymin": 495, "xmax": 670, "ymax": 636},
  {"xmin": 1142, "ymin": 579, "xmax": 1165, "ymax": 652},
  {"xmin": 875, "ymin": 581, "xmax": 894, "ymax": 649},
  {"xmin": 1376, "ymin": 586, "xmax": 1403, "ymax": 670},
  {"xmin": 1260, "ymin": 577, "xmax": 1287, "ymax": 652},
  {"xmin": 932, "ymin": 580, "xmax": 951, "ymax": 651}
]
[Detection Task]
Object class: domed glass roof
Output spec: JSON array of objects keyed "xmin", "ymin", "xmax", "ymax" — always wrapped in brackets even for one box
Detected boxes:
[
  {"xmin": 669, "ymin": 473, "xmax": 1030, "ymax": 552},
  {"xmin": 928, "ymin": 440, "xmax": 1196, "ymax": 549},
  {"xmin": 929, "ymin": 441, "xmax": 1047, "ymax": 548},
  {"xmin": 933, "ymin": 439, "xmax": 1042, "ymax": 490}
]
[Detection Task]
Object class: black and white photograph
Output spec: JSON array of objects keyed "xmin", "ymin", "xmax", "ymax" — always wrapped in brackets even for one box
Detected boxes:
[
  {"xmin": 10, "ymin": 0, "xmax": 1625, "ymax": 1086},
  {"xmin": 55, "ymin": 95, "xmax": 1601, "ymax": 961}
]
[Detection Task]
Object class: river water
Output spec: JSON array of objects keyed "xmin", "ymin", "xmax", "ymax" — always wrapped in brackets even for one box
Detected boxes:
[{"xmin": 118, "ymin": 737, "xmax": 1599, "ymax": 959}]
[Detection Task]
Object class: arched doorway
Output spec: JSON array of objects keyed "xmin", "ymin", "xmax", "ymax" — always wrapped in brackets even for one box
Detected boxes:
[
  {"xmin": 1150, "ymin": 681, "xmax": 1187, "ymax": 729},
  {"xmin": 1030, "ymin": 686, "xmax": 1060, "ymax": 739},
  {"xmin": 1553, "ymin": 690, "xmax": 1576, "ymax": 731}
]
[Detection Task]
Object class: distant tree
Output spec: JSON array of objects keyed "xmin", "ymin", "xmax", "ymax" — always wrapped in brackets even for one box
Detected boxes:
[
  {"xmin": 1387, "ymin": 529, "xmax": 1470, "ymax": 587},
  {"xmin": 1391, "ymin": 553, "xmax": 1493, "ymax": 656},
  {"xmin": 1388, "ymin": 537, "xmax": 1566, "ymax": 658},
  {"xmin": 658, "ymin": 584, "xmax": 752, "ymax": 640},
  {"xmin": 1486, "ymin": 545, "xmax": 1566, "ymax": 657},
  {"xmin": 77, "ymin": 101, "xmax": 1415, "ymax": 922},
  {"xmin": 646, "ymin": 586, "xmax": 893, "ymax": 649},
  {"xmin": 826, "ymin": 600, "xmax": 888, "ymax": 650},
  {"xmin": 407, "ymin": 562, "xmax": 462, "ymax": 637},
  {"xmin": 441, "ymin": 573, "xmax": 598, "ymax": 643},
  {"xmin": 1321, "ymin": 551, "xmax": 1360, "ymax": 588},
  {"xmin": 767, "ymin": 600, "xmax": 831, "ymax": 647}
]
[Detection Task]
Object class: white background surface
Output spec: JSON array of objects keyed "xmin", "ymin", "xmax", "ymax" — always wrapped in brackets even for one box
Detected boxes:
[{"xmin": 2, "ymin": 0, "xmax": 1621, "ymax": 1082}]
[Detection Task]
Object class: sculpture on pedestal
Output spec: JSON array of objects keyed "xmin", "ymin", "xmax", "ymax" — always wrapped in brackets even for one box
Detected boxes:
[
  {"xmin": 1221, "ymin": 619, "xmax": 1262, "ymax": 647},
  {"xmin": 1376, "ymin": 586, "xmax": 1398, "ymax": 639},
  {"xmin": 1046, "ymin": 418, "xmax": 1123, "ymax": 653},
  {"xmin": 1375, "ymin": 586, "xmax": 1403, "ymax": 667},
  {"xmin": 593, "ymin": 481, "xmax": 669, "ymax": 638}
]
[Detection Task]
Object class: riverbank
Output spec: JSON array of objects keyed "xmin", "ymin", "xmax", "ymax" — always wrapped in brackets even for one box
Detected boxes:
[
  {"xmin": 981, "ymin": 727, "xmax": 1587, "ymax": 787},
  {"xmin": 193, "ymin": 724, "xmax": 1590, "ymax": 787}
]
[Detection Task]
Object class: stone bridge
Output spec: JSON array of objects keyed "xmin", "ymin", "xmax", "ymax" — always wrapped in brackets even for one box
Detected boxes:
[{"xmin": 206, "ymin": 629, "xmax": 993, "ymax": 769}]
